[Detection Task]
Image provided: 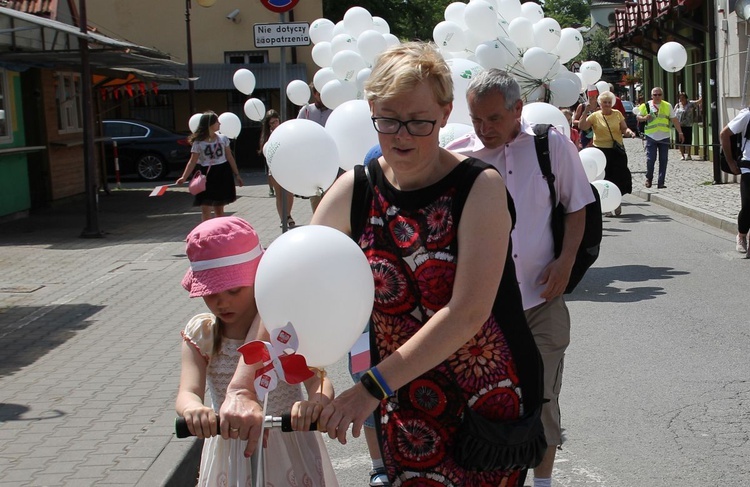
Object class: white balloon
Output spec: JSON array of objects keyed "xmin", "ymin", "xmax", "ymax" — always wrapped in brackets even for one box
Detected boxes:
[
  {"xmin": 330, "ymin": 33, "xmax": 357, "ymax": 54},
  {"xmin": 475, "ymin": 40, "xmax": 513, "ymax": 70},
  {"xmin": 522, "ymin": 102, "xmax": 570, "ymax": 138},
  {"xmin": 232, "ymin": 69, "xmax": 256, "ymax": 95},
  {"xmin": 556, "ymin": 67, "xmax": 584, "ymax": 94},
  {"xmin": 313, "ymin": 67, "xmax": 337, "ymax": 93},
  {"xmin": 356, "ymin": 68, "xmax": 372, "ymax": 93},
  {"xmin": 508, "ymin": 17, "xmax": 535, "ymax": 50},
  {"xmin": 445, "ymin": 2, "xmax": 467, "ymax": 27},
  {"xmin": 580, "ymin": 147, "xmax": 607, "ymax": 176},
  {"xmin": 243, "ymin": 98, "xmax": 266, "ymax": 122},
  {"xmin": 533, "ymin": 17, "xmax": 561, "ymax": 52},
  {"xmin": 592, "ymin": 180, "xmax": 622, "ymax": 213},
  {"xmin": 575, "ymin": 73, "xmax": 586, "ymax": 93},
  {"xmin": 657, "ymin": 41, "xmax": 687, "ymax": 72},
  {"xmin": 446, "ymin": 58, "xmax": 484, "ymax": 125},
  {"xmin": 357, "ymin": 30, "xmax": 388, "ymax": 66},
  {"xmin": 579, "ymin": 60, "xmax": 603, "ymax": 86},
  {"xmin": 439, "ymin": 123, "xmax": 473, "ymax": 147},
  {"xmin": 218, "ymin": 112, "xmax": 242, "ymax": 139},
  {"xmin": 523, "ymin": 47, "xmax": 557, "ymax": 79},
  {"xmin": 524, "ymin": 84, "xmax": 547, "ymax": 103},
  {"xmin": 331, "ymin": 50, "xmax": 367, "ymax": 82},
  {"xmin": 520, "ymin": 2, "xmax": 544, "ymax": 22},
  {"xmin": 433, "ymin": 21, "xmax": 467, "ymax": 52},
  {"xmin": 287, "ymin": 80, "xmax": 311, "ymax": 107},
  {"xmin": 325, "ymin": 100, "xmax": 379, "ymax": 170},
  {"xmin": 331, "ymin": 20, "xmax": 347, "ymax": 38},
  {"xmin": 372, "ymin": 16, "xmax": 390, "ymax": 35},
  {"xmin": 255, "ymin": 225, "xmax": 374, "ymax": 368},
  {"xmin": 497, "ymin": 0, "xmax": 522, "ymax": 22},
  {"xmin": 310, "ymin": 18, "xmax": 335, "ymax": 44},
  {"xmin": 188, "ymin": 113, "xmax": 202, "ymax": 133},
  {"xmin": 343, "ymin": 6, "xmax": 374, "ymax": 38},
  {"xmin": 311, "ymin": 41, "xmax": 333, "ymax": 68},
  {"xmin": 464, "ymin": 0, "xmax": 499, "ymax": 41},
  {"xmin": 549, "ymin": 77, "xmax": 579, "ymax": 107},
  {"xmin": 595, "ymin": 80, "xmax": 610, "ymax": 96},
  {"xmin": 579, "ymin": 154, "xmax": 599, "ymax": 182},
  {"xmin": 555, "ymin": 28, "xmax": 583, "ymax": 63},
  {"xmin": 265, "ymin": 119, "xmax": 340, "ymax": 196},
  {"xmin": 383, "ymin": 33, "xmax": 401, "ymax": 48},
  {"xmin": 320, "ymin": 78, "xmax": 358, "ymax": 110}
]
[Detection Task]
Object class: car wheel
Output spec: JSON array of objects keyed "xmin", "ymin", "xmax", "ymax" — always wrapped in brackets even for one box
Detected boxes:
[{"xmin": 136, "ymin": 153, "xmax": 167, "ymax": 181}]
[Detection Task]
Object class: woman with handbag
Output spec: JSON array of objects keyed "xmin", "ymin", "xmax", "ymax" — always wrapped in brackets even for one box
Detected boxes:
[
  {"xmin": 578, "ymin": 90, "xmax": 636, "ymax": 216},
  {"xmin": 219, "ymin": 42, "xmax": 544, "ymax": 486},
  {"xmin": 177, "ymin": 111, "xmax": 243, "ymax": 221}
]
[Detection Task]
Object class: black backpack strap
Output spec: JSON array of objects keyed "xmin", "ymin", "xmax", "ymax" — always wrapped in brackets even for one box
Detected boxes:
[
  {"xmin": 351, "ymin": 165, "xmax": 373, "ymax": 243},
  {"xmin": 532, "ymin": 124, "xmax": 564, "ymax": 256}
]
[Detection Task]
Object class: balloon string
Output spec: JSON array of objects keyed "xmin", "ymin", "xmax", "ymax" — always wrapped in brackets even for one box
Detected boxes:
[
  {"xmin": 685, "ymin": 49, "xmax": 749, "ymax": 68},
  {"xmin": 317, "ymin": 368, "xmax": 326, "ymax": 401}
]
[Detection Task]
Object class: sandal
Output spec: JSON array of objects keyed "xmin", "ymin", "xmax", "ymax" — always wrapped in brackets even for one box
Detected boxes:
[
  {"xmin": 369, "ymin": 468, "xmax": 390, "ymax": 487},
  {"xmin": 645, "ymin": 179, "xmax": 652, "ymax": 188},
  {"xmin": 287, "ymin": 216, "xmax": 296, "ymax": 228}
]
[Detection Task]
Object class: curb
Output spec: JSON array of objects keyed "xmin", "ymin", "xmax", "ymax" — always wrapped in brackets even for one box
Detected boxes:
[
  {"xmin": 631, "ymin": 188, "xmax": 737, "ymax": 235},
  {"xmin": 137, "ymin": 436, "xmax": 202, "ymax": 487}
]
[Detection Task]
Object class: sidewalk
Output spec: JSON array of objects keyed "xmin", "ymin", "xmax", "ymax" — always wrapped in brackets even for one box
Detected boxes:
[{"xmin": 0, "ymin": 143, "xmax": 743, "ymax": 486}]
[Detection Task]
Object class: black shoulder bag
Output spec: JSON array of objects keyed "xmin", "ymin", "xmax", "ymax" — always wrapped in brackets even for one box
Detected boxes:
[
  {"xmin": 720, "ymin": 121, "xmax": 750, "ymax": 173},
  {"xmin": 533, "ymin": 124, "xmax": 602, "ymax": 293},
  {"xmin": 363, "ymin": 164, "xmax": 547, "ymax": 472}
]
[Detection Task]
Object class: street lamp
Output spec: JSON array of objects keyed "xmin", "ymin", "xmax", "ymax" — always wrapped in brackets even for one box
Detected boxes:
[{"xmin": 185, "ymin": 0, "xmax": 217, "ymax": 114}]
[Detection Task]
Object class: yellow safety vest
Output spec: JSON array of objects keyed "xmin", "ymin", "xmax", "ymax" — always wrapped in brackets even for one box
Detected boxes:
[{"xmin": 640, "ymin": 102, "xmax": 672, "ymax": 136}]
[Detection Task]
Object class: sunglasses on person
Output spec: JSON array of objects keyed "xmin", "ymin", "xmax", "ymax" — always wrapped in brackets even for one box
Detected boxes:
[{"xmin": 652, "ymin": 93, "xmax": 663, "ymax": 97}]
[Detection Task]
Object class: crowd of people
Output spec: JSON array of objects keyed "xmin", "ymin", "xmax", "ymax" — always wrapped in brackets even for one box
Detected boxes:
[{"xmin": 172, "ymin": 41, "xmax": 744, "ymax": 487}]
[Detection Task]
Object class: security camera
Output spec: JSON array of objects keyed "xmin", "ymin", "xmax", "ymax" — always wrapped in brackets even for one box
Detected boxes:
[{"xmin": 226, "ymin": 8, "xmax": 240, "ymax": 22}]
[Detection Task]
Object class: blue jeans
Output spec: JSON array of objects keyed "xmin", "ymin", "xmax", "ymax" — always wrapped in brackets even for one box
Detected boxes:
[{"xmin": 645, "ymin": 137, "xmax": 670, "ymax": 186}]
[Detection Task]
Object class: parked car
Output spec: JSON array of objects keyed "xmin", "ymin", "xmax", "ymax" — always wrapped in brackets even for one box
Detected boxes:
[
  {"xmin": 621, "ymin": 100, "xmax": 640, "ymax": 136},
  {"xmin": 102, "ymin": 120, "xmax": 191, "ymax": 181}
]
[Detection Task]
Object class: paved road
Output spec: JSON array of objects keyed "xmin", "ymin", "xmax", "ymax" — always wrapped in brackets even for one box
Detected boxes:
[{"xmin": 0, "ymin": 137, "xmax": 744, "ymax": 486}]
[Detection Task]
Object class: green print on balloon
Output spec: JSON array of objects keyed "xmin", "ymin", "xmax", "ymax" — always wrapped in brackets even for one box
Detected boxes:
[
  {"xmin": 460, "ymin": 70, "xmax": 472, "ymax": 80},
  {"xmin": 266, "ymin": 142, "xmax": 281, "ymax": 164}
]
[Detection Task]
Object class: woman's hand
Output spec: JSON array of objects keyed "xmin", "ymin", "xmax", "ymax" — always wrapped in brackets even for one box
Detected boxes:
[
  {"xmin": 181, "ymin": 405, "xmax": 218, "ymax": 439},
  {"xmin": 176, "ymin": 176, "xmax": 186, "ymax": 185},
  {"xmin": 234, "ymin": 174, "xmax": 244, "ymax": 187},
  {"xmin": 219, "ymin": 389, "xmax": 265, "ymax": 458},
  {"xmin": 318, "ymin": 382, "xmax": 379, "ymax": 445}
]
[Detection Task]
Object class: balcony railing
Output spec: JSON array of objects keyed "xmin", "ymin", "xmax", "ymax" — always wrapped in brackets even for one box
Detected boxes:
[{"xmin": 610, "ymin": 0, "xmax": 703, "ymax": 42}]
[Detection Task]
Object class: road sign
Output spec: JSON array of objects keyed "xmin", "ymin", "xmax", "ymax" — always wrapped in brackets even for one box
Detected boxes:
[
  {"xmin": 260, "ymin": 0, "xmax": 299, "ymax": 13},
  {"xmin": 253, "ymin": 22, "xmax": 311, "ymax": 48}
]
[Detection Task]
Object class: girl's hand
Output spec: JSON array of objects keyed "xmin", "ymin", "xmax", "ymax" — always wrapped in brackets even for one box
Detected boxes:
[
  {"xmin": 234, "ymin": 174, "xmax": 244, "ymax": 187},
  {"xmin": 181, "ymin": 405, "xmax": 218, "ymax": 439},
  {"xmin": 176, "ymin": 177, "xmax": 186, "ymax": 185},
  {"xmin": 291, "ymin": 400, "xmax": 324, "ymax": 432}
]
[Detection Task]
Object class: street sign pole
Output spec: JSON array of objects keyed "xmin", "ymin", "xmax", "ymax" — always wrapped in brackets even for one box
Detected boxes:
[{"xmin": 279, "ymin": 11, "xmax": 289, "ymax": 232}]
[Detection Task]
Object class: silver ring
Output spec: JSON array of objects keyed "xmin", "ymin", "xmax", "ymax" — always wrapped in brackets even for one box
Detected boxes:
[{"xmin": 230, "ymin": 427, "xmax": 239, "ymax": 432}]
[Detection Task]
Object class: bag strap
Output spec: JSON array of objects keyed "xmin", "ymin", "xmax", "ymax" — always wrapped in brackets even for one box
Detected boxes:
[
  {"xmin": 532, "ymin": 124, "xmax": 557, "ymax": 208},
  {"xmin": 603, "ymin": 112, "xmax": 618, "ymax": 144}
]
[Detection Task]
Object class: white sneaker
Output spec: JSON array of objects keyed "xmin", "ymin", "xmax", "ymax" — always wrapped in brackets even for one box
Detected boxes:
[{"xmin": 737, "ymin": 233, "xmax": 748, "ymax": 253}]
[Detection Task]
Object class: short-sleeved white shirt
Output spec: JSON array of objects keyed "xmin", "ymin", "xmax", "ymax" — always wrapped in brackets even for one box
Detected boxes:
[
  {"xmin": 191, "ymin": 134, "xmax": 230, "ymax": 167},
  {"xmin": 727, "ymin": 108, "xmax": 750, "ymax": 175},
  {"xmin": 447, "ymin": 119, "xmax": 595, "ymax": 309}
]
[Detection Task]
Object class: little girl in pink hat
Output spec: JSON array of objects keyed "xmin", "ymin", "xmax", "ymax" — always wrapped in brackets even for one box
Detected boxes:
[{"xmin": 175, "ymin": 216, "xmax": 338, "ymax": 486}]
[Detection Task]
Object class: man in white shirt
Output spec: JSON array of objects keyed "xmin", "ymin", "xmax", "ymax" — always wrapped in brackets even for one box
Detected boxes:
[
  {"xmin": 720, "ymin": 108, "xmax": 750, "ymax": 257},
  {"xmin": 446, "ymin": 69, "xmax": 594, "ymax": 487}
]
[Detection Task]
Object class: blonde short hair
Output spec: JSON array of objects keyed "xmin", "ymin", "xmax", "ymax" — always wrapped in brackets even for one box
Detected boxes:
[
  {"xmin": 598, "ymin": 91, "xmax": 616, "ymax": 105},
  {"xmin": 364, "ymin": 42, "xmax": 453, "ymax": 106}
]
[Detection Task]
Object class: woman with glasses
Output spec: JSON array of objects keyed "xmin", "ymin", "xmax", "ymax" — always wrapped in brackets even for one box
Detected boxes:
[
  {"xmin": 313, "ymin": 42, "xmax": 538, "ymax": 485},
  {"xmin": 220, "ymin": 42, "xmax": 541, "ymax": 486}
]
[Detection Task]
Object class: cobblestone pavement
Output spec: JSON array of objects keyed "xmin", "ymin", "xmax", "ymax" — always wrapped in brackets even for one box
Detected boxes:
[{"xmin": 0, "ymin": 141, "xmax": 742, "ymax": 486}]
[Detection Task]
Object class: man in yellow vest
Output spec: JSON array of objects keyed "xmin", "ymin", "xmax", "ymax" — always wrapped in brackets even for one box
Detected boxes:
[{"xmin": 636, "ymin": 87, "xmax": 684, "ymax": 189}]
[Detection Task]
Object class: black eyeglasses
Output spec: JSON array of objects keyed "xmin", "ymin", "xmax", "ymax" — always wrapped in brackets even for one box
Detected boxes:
[
  {"xmin": 371, "ymin": 117, "xmax": 437, "ymax": 137},
  {"xmin": 652, "ymin": 93, "xmax": 663, "ymax": 97}
]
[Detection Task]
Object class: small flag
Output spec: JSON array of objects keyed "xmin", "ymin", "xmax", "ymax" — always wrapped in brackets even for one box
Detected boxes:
[
  {"xmin": 149, "ymin": 185, "xmax": 170, "ymax": 197},
  {"xmin": 349, "ymin": 331, "xmax": 370, "ymax": 374}
]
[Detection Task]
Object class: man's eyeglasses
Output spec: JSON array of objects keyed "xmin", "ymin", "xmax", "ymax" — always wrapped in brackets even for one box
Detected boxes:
[
  {"xmin": 652, "ymin": 93, "xmax": 663, "ymax": 97},
  {"xmin": 371, "ymin": 117, "xmax": 437, "ymax": 137}
]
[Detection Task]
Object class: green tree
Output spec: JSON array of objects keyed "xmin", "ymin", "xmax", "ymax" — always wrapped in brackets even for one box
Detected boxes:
[
  {"xmin": 574, "ymin": 27, "xmax": 616, "ymax": 69},
  {"xmin": 541, "ymin": 0, "xmax": 590, "ymax": 28},
  {"xmin": 323, "ymin": 1, "xmax": 452, "ymax": 42}
]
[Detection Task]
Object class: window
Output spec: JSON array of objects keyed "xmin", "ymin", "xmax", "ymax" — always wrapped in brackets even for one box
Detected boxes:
[
  {"xmin": 225, "ymin": 51, "xmax": 268, "ymax": 64},
  {"xmin": 55, "ymin": 72, "xmax": 83, "ymax": 134},
  {"xmin": 0, "ymin": 69, "xmax": 10, "ymax": 143}
]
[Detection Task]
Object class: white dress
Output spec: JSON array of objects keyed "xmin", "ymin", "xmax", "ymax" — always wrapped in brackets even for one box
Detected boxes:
[{"xmin": 182, "ymin": 314, "xmax": 339, "ymax": 487}]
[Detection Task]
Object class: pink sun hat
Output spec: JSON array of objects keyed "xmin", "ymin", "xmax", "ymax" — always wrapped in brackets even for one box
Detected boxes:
[{"xmin": 181, "ymin": 216, "xmax": 264, "ymax": 297}]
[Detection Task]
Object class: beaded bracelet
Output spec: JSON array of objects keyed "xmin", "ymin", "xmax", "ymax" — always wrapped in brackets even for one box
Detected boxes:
[
  {"xmin": 370, "ymin": 366, "xmax": 393, "ymax": 396},
  {"xmin": 360, "ymin": 371, "xmax": 386, "ymax": 400}
]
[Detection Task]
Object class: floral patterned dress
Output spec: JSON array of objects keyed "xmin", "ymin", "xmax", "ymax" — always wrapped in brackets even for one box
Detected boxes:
[{"xmin": 352, "ymin": 159, "xmax": 542, "ymax": 487}]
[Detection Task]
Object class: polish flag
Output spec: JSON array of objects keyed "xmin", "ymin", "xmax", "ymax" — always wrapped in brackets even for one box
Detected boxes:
[
  {"xmin": 349, "ymin": 331, "xmax": 370, "ymax": 374},
  {"xmin": 149, "ymin": 185, "xmax": 169, "ymax": 197}
]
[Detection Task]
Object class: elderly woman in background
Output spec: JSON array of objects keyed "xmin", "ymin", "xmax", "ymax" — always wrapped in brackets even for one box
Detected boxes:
[
  {"xmin": 220, "ymin": 42, "xmax": 543, "ymax": 486},
  {"xmin": 578, "ymin": 90, "xmax": 636, "ymax": 216},
  {"xmin": 674, "ymin": 92, "xmax": 702, "ymax": 160}
]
